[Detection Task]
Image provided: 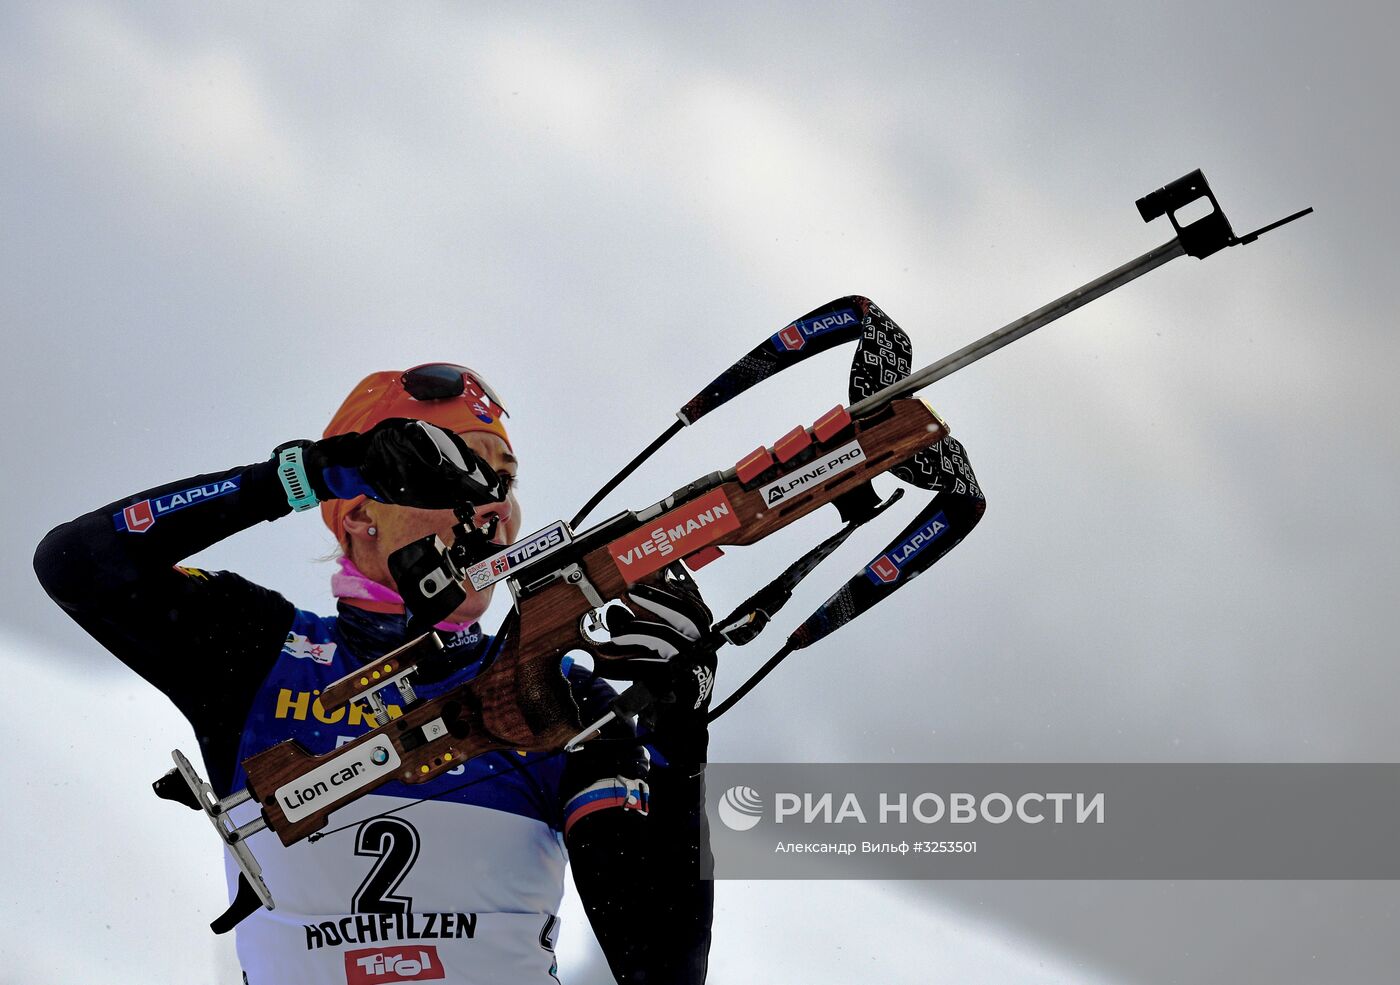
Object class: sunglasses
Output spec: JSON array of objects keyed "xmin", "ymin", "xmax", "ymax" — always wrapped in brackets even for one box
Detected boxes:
[{"xmin": 400, "ymin": 363, "xmax": 510, "ymax": 419}]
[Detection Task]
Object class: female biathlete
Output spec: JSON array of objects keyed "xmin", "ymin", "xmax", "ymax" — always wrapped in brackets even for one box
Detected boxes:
[{"xmin": 34, "ymin": 364, "xmax": 715, "ymax": 984}]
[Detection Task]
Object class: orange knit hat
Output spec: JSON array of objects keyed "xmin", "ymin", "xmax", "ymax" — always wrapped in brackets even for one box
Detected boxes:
[{"xmin": 320, "ymin": 365, "xmax": 512, "ymax": 541}]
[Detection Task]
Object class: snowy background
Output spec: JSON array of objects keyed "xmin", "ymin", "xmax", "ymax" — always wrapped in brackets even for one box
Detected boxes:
[{"xmin": 4, "ymin": 2, "xmax": 1399, "ymax": 982}]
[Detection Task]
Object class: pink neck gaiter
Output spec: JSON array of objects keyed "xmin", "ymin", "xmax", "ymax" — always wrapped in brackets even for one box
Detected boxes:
[{"xmin": 331, "ymin": 556, "xmax": 477, "ymax": 634}]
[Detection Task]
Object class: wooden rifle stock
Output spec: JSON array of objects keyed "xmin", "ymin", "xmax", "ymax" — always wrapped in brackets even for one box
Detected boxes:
[{"xmin": 240, "ymin": 398, "xmax": 946, "ymax": 846}]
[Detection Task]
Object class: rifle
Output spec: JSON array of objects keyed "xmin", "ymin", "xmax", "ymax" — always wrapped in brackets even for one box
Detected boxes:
[{"xmin": 153, "ymin": 169, "xmax": 1310, "ymax": 932}]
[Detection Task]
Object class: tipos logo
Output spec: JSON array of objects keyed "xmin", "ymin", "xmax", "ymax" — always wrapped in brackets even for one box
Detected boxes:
[
  {"xmin": 718, "ymin": 785, "xmax": 764, "ymax": 831},
  {"xmin": 465, "ymin": 520, "xmax": 572, "ymax": 591}
]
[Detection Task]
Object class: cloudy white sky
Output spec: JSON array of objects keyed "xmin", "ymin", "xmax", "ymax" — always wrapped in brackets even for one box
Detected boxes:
[{"xmin": 4, "ymin": 2, "xmax": 1398, "ymax": 982}]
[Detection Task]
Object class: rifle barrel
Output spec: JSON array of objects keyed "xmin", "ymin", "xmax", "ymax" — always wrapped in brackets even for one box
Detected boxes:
[{"xmin": 848, "ymin": 237, "xmax": 1187, "ymax": 416}]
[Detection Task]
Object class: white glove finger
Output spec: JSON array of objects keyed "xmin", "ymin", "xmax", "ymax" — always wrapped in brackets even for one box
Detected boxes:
[
  {"xmin": 628, "ymin": 587, "xmax": 704, "ymax": 641},
  {"xmin": 599, "ymin": 620, "xmax": 694, "ymax": 661}
]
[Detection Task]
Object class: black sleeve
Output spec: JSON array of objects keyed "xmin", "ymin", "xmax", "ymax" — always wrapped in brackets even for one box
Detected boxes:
[
  {"xmin": 33, "ymin": 458, "xmax": 299, "ymax": 794},
  {"xmin": 561, "ymin": 670, "xmax": 713, "ymax": 984}
]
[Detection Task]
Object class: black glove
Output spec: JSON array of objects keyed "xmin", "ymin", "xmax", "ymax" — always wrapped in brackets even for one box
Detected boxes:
[
  {"xmin": 304, "ymin": 418, "xmax": 505, "ymax": 509},
  {"xmin": 594, "ymin": 571, "xmax": 718, "ymax": 764}
]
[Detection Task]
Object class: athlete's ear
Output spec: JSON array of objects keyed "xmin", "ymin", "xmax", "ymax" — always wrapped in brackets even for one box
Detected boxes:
[
  {"xmin": 341, "ymin": 500, "xmax": 371, "ymax": 536},
  {"xmin": 340, "ymin": 500, "xmax": 381, "ymax": 560}
]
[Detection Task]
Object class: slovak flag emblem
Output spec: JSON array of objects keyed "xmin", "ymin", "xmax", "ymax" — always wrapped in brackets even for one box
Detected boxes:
[
  {"xmin": 777, "ymin": 324, "xmax": 805, "ymax": 351},
  {"xmin": 869, "ymin": 557, "xmax": 900, "ymax": 583},
  {"xmin": 122, "ymin": 501, "xmax": 155, "ymax": 533},
  {"xmin": 462, "ymin": 380, "xmax": 496, "ymax": 424}
]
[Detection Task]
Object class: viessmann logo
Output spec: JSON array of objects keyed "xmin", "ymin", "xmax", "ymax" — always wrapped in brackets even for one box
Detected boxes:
[
  {"xmin": 771, "ymin": 308, "xmax": 859, "ymax": 352},
  {"xmin": 465, "ymin": 521, "xmax": 572, "ymax": 590},
  {"xmin": 609, "ymin": 489, "xmax": 741, "ymax": 583},
  {"xmin": 344, "ymin": 945, "xmax": 445, "ymax": 984},
  {"xmin": 758, "ymin": 440, "xmax": 865, "ymax": 506},
  {"xmin": 866, "ymin": 512, "xmax": 949, "ymax": 584}
]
